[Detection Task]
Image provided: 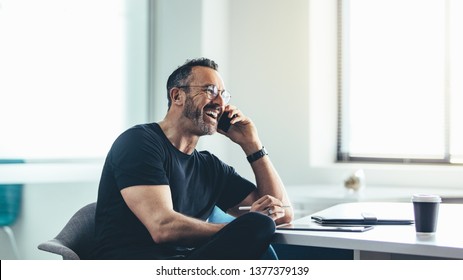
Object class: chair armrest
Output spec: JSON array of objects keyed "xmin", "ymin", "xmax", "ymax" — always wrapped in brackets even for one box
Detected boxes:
[{"xmin": 37, "ymin": 239, "xmax": 80, "ymax": 260}]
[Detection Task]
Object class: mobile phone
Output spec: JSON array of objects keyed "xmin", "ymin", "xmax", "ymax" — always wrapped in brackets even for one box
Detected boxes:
[{"xmin": 218, "ymin": 113, "xmax": 235, "ymax": 132}]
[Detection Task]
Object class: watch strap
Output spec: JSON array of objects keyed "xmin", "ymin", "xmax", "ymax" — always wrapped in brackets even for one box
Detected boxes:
[{"xmin": 246, "ymin": 147, "xmax": 268, "ymax": 163}]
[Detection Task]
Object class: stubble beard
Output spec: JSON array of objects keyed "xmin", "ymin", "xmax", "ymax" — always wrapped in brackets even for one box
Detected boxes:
[{"xmin": 183, "ymin": 96, "xmax": 216, "ymax": 135}]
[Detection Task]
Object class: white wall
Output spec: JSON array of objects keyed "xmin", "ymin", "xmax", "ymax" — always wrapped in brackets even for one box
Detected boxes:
[{"xmin": 226, "ymin": 0, "xmax": 310, "ymax": 183}]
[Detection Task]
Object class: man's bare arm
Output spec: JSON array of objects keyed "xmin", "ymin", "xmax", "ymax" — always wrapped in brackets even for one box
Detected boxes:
[{"xmin": 121, "ymin": 185, "xmax": 224, "ymax": 246}]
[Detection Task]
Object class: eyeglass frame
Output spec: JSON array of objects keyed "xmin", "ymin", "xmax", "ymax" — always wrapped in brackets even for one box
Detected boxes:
[{"xmin": 177, "ymin": 84, "xmax": 231, "ymax": 104}]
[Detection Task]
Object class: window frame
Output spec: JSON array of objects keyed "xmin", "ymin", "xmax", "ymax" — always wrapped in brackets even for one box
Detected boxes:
[{"xmin": 336, "ymin": 0, "xmax": 460, "ymax": 165}]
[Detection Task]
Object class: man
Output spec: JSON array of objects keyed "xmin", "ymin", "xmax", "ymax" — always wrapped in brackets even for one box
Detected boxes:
[{"xmin": 92, "ymin": 58, "xmax": 293, "ymax": 259}]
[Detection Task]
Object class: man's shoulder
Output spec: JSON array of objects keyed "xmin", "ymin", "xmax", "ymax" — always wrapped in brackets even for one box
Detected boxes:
[
  {"xmin": 110, "ymin": 123, "xmax": 166, "ymax": 152},
  {"xmin": 118, "ymin": 123, "xmax": 163, "ymax": 141},
  {"xmin": 126, "ymin": 122, "xmax": 160, "ymax": 134}
]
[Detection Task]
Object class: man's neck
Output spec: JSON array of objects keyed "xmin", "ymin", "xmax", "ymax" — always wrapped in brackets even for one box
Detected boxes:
[{"xmin": 158, "ymin": 117, "xmax": 199, "ymax": 155}]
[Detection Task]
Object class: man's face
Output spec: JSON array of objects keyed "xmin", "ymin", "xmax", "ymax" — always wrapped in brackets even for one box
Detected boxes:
[{"xmin": 181, "ymin": 67, "xmax": 226, "ymax": 136}]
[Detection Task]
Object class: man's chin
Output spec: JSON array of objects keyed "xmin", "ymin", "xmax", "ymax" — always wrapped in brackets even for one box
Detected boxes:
[
  {"xmin": 199, "ymin": 116, "xmax": 218, "ymax": 135},
  {"xmin": 203, "ymin": 126, "xmax": 217, "ymax": 136},
  {"xmin": 195, "ymin": 120, "xmax": 216, "ymax": 136}
]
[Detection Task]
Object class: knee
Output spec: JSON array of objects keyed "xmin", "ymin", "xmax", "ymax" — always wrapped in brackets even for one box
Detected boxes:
[{"xmin": 240, "ymin": 212, "xmax": 276, "ymax": 240}]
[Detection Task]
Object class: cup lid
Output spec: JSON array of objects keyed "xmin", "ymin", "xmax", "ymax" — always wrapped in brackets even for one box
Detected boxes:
[{"xmin": 411, "ymin": 194, "xmax": 442, "ymax": 203}]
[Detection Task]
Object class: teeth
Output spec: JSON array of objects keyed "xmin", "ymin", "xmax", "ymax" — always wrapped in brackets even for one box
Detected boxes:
[{"xmin": 205, "ymin": 110, "xmax": 218, "ymax": 118}]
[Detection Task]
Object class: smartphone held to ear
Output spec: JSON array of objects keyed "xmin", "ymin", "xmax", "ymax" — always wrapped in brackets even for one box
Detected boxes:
[{"xmin": 218, "ymin": 113, "xmax": 236, "ymax": 132}]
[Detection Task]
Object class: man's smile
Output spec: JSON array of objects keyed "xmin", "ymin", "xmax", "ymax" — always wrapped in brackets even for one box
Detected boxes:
[{"xmin": 204, "ymin": 106, "xmax": 221, "ymax": 122}]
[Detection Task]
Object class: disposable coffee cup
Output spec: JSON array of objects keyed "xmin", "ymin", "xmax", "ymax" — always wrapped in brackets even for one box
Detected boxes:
[{"xmin": 411, "ymin": 194, "xmax": 441, "ymax": 235}]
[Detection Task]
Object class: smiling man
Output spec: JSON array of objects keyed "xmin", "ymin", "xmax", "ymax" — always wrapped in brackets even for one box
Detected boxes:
[{"xmin": 92, "ymin": 58, "xmax": 293, "ymax": 260}]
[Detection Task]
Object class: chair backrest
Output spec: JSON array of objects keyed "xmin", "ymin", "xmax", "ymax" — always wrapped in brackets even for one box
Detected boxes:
[{"xmin": 38, "ymin": 202, "xmax": 96, "ymax": 260}]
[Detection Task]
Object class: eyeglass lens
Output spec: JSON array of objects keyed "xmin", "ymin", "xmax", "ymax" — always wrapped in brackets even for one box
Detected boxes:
[{"xmin": 207, "ymin": 85, "xmax": 231, "ymax": 104}]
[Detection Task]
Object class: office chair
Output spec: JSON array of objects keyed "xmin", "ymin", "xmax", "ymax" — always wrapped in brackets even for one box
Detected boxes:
[
  {"xmin": 38, "ymin": 202, "xmax": 277, "ymax": 260},
  {"xmin": 37, "ymin": 202, "xmax": 96, "ymax": 260}
]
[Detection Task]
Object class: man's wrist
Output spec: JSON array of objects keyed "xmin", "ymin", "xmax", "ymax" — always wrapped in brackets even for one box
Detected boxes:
[
  {"xmin": 242, "ymin": 140, "xmax": 262, "ymax": 156},
  {"xmin": 246, "ymin": 146, "xmax": 268, "ymax": 164}
]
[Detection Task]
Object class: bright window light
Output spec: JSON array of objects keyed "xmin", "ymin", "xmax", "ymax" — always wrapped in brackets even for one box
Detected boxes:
[
  {"xmin": 0, "ymin": 0, "xmax": 126, "ymax": 160},
  {"xmin": 338, "ymin": 0, "xmax": 463, "ymax": 163}
]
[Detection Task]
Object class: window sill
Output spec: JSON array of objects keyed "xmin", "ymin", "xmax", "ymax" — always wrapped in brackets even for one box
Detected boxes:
[
  {"xmin": 306, "ymin": 162, "xmax": 463, "ymax": 190},
  {"xmin": 0, "ymin": 160, "xmax": 104, "ymax": 184}
]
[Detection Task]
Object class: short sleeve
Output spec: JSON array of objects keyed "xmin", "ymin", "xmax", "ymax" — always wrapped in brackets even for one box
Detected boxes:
[{"xmin": 109, "ymin": 126, "xmax": 169, "ymax": 190}]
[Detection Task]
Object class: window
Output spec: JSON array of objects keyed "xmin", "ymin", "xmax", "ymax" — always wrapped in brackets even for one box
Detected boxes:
[
  {"xmin": 0, "ymin": 0, "xmax": 128, "ymax": 160},
  {"xmin": 338, "ymin": 0, "xmax": 463, "ymax": 164}
]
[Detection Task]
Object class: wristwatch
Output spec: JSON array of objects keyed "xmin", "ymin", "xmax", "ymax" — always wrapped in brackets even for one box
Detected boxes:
[{"xmin": 246, "ymin": 147, "xmax": 268, "ymax": 164}]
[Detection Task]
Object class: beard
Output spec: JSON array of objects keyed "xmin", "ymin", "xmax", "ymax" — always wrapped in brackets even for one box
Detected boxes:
[{"xmin": 183, "ymin": 96, "xmax": 216, "ymax": 135}]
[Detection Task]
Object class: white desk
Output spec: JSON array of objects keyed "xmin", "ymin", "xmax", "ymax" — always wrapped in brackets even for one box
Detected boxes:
[{"xmin": 274, "ymin": 202, "xmax": 463, "ymax": 260}]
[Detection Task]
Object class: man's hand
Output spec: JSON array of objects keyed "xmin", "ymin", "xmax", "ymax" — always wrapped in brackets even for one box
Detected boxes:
[
  {"xmin": 248, "ymin": 195, "xmax": 287, "ymax": 221},
  {"xmin": 218, "ymin": 105, "xmax": 262, "ymax": 154}
]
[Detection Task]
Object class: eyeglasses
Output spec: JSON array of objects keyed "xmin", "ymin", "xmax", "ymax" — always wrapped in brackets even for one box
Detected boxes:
[{"xmin": 178, "ymin": 85, "xmax": 231, "ymax": 104}]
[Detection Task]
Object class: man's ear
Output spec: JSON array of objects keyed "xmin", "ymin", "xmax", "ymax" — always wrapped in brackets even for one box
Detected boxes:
[{"xmin": 170, "ymin": 88, "xmax": 184, "ymax": 106}]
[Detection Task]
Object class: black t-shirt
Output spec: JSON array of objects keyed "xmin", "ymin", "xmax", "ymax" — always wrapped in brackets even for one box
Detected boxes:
[{"xmin": 92, "ymin": 123, "xmax": 256, "ymax": 259}]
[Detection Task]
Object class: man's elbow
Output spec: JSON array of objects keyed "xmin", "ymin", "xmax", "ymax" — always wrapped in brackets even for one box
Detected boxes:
[
  {"xmin": 150, "ymin": 226, "xmax": 174, "ymax": 244},
  {"xmin": 151, "ymin": 232, "xmax": 168, "ymax": 244},
  {"xmin": 148, "ymin": 217, "xmax": 177, "ymax": 244}
]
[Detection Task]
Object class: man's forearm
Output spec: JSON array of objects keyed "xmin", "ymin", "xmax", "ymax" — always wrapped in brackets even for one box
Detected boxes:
[
  {"xmin": 249, "ymin": 154, "xmax": 294, "ymax": 223},
  {"xmin": 252, "ymin": 157, "xmax": 284, "ymax": 198},
  {"xmin": 150, "ymin": 211, "xmax": 225, "ymax": 246}
]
